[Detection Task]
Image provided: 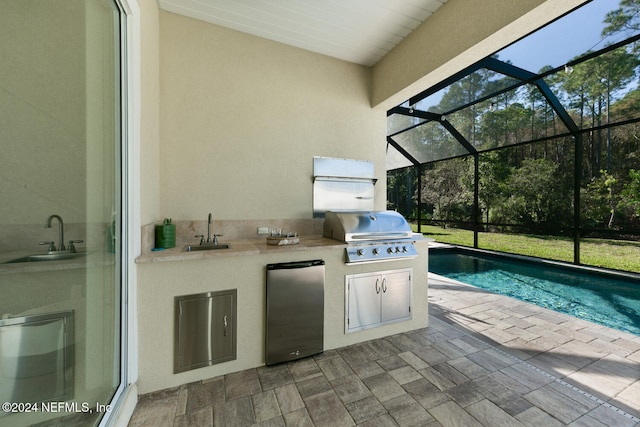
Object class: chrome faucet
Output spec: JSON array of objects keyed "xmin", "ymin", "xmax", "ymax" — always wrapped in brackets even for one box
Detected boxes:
[
  {"xmin": 195, "ymin": 212, "xmax": 222, "ymax": 245},
  {"xmin": 45, "ymin": 214, "xmax": 65, "ymax": 251},
  {"xmin": 207, "ymin": 213, "xmax": 213, "ymax": 243}
]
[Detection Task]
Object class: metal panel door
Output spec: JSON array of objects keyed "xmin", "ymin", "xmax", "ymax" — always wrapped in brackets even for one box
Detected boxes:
[
  {"xmin": 175, "ymin": 290, "xmax": 236, "ymax": 373},
  {"xmin": 347, "ymin": 274, "xmax": 382, "ymax": 331},
  {"xmin": 381, "ymin": 270, "xmax": 412, "ymax": 323}
]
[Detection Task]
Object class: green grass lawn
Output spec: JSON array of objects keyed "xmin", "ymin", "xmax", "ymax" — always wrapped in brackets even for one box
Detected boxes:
[{"xmin": 416, "ymin": 224, "xmax": 640, "ymax": 273}]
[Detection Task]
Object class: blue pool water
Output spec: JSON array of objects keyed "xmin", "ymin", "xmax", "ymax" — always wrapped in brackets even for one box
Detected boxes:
[{"xmin": 429, "ymin": 249, "xmax": 640, "ymax": 335}]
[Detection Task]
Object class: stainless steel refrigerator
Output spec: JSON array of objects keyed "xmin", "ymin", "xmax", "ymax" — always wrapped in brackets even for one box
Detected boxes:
[{"xmin": 265, "ymin": 260, "xmax": 325, "ymax": 365}]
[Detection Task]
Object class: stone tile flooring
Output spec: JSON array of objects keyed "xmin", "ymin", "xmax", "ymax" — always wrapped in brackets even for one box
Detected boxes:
[{"xmin": 128, "ymin": 274, "xmax": 640, "ymax": 426}]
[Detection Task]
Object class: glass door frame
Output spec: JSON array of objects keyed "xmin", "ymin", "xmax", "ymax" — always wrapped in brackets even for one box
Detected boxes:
[{"xmin": 100, "ymin": 0, "xmax": 140, "ymax": 424}]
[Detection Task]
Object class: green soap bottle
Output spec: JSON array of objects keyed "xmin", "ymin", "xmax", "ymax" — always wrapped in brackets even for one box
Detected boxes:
[{"xmin": 155, "ymin": 218, "xmax": 176, "ymax": 249}]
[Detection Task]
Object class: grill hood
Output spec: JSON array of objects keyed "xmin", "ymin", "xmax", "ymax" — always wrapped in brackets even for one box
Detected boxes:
[{"xmin": 323, "ymin": 210, "xmax": 413, "ymax": 243}]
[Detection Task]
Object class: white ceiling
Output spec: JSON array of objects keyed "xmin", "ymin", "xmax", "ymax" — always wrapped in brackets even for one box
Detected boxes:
[{"xmin": 158, "ymin": 0, "xmax": 448, "ymax": 66}]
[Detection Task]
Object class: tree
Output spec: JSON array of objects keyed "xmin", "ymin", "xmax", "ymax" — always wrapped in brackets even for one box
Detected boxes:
[
  {"xmin": 621, "ymin": 169, "xmax": 640, "ymax": 218},
  {"xmin": 421, "ymin": 159, "xmax": 474, "ymax": 227},
  {"xmin": 491, "ymin": 158, "xmax": 570, "ymax": 230},
  {"xmin": 603, "ymin": 0, "xmax": 640, "ymax": 37},
  {"xmin": 387, "ymin": 168, "xmax": 417, "ymax": 218},
  {"xmin": 478, "ymin": 151, "xmax": 510, "ymax": 224},
  {"xmin": 559, "ymin": 47, "xmax": 638, "ymax": 177},
  {"xmin": 583, "ymin": 170, "xmax": 619, "ymax": 229}
]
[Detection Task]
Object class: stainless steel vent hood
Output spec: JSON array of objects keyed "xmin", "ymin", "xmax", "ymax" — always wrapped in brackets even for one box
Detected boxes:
[{"xmin": 313, "ymin": 157, "xmax": 377, "ymax": 217}]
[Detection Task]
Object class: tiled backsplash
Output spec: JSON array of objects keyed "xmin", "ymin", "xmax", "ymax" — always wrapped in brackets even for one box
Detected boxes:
[{"xmin": 141, "ymin": 218, "xmax": 324, "ymax": 254}]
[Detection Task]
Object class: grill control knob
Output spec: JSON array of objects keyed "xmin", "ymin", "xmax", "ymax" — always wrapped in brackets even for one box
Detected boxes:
[
  {"xmin": 356, "ymin": 249, "xmax": 364, "ymax": 256},
  {"xmin": 372, "ymin": 248, "xmax": 380, "ymax": 255},
  {"xmin": 387, "ymin": 247, "xmax": 395, "ymax": 254},
  {"xmin": 401, "ymin": 246, "xmax": 408, "ymax": 252}
]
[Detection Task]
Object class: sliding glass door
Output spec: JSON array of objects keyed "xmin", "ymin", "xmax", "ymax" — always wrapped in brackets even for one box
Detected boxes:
[{"xmin": 0, "ymin": 1, "xmax": 125, "ymax": 425}]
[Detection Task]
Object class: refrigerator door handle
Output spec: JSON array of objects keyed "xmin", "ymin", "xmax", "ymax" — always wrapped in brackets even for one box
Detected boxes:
[{"xmin": 266, "ymin": 260, "xmax": 324, "ymax": 270}]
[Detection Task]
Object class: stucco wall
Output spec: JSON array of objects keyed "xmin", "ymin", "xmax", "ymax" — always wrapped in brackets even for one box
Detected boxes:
[
  {"xmin": 139, "ymin": 0, "xmax": 161, "ymax": 226},
  {"xmin": 158, "ymin": 11, "xmax": 386, "ymax": 222}
]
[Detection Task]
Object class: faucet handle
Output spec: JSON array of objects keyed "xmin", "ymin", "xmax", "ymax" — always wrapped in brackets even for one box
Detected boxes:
[
  {"xmin": 68, "ymin": 240, "xmax": 83, "ymax": 253},
  {"xmin": 213, "ymin": 234, "xmax": 223, "ymax": 245},
  {"xmin": 39, "ymin": 241, "xmax": 56, "ymax": 252},
  {"xmin": 194, "ymin": 234, "xmax": 205, "ymax": 245}
]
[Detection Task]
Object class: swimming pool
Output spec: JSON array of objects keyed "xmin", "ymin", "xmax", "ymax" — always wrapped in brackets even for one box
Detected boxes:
[{"xmin": 429, "ymin": 248, "xmax": 640, "ymax": 335}]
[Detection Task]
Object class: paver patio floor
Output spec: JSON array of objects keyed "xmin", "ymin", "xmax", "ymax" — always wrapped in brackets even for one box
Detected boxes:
[{"xmin": 128, "ymin": 273, "xmax": 640, "ymax": 426}]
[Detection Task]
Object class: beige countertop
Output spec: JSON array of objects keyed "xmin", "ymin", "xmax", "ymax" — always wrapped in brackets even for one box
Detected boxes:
[
  {"xmin": 135, "ymin": 234, "xmax": 432, "ymax": 264},
  {"xmin": 135, "ymin": 235, "xmax": 346, "ymax": 264},
  {"xmin": 1, "ymin": 235, "xmax": 431, "ymax": 272}
]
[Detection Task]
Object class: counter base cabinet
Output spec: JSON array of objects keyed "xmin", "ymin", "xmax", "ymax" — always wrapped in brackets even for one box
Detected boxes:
[
  {"xmin": 345, "ymin": 268, "xmax": 412, "ymax": 333},
  {"xmin": 174, "ymin": 290, "xmax": 237, "ymax": 373}
]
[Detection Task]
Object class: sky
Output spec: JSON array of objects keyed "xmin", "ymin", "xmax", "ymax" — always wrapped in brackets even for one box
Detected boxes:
[
  {"xmin": 413, "ymin": 0, "xmax": 634, "ymax": 112},
  {"xmin": 497, "ymin": 0, "xmax": 627, "ymax": 73}
]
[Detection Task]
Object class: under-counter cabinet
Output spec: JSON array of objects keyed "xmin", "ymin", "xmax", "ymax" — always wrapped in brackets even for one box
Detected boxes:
[
  {"xmin": 174, "ymin": 290, "xmax": 237, "ymax": 373},
  {"xmin": 345, "ymin": 268, "xmax": 412, "ymax": 333}
]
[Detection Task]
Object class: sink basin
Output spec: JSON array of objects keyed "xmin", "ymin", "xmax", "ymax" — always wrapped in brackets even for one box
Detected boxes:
[
  {"xmin": 5, "ymin": 252, "xmax": 86, "ymax": 264},
  {"xmin": 184, "ymin": 244, "xmax": 230, "ymax": 252}
]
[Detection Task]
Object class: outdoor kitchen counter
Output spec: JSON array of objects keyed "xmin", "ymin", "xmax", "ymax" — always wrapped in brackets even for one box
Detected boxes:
[
  {"xmin": 135, "ymin": 236, "xmax": 430, "ymax": 395},
  {"xmin": 134, "ymin": 235, "xmax": 345, "ymax": 263}
]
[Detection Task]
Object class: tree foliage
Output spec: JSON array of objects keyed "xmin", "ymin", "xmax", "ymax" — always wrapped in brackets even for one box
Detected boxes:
[
  {"xmin": 421, "ymin": 158, "xmax": 473, "ymax": 226},
  {"xmin": 621, "ymin": 169, "xmax": 640, "ymax": 217},
  {"xmin": 603, "ymin": 0, "xmax": 640, "ymax": 36},
  {"xmin": 389, "ymin": 1, "xmax": 640, "ymax": 239}
]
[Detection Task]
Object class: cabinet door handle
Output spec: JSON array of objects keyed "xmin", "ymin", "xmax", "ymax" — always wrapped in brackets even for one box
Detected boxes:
[
  {"xmin": 223, "ymin": 315, "xmax": 228, "ymax": 336},
  {"xmin": 382, "ymin": 278, "xmax": 387, "ymax": 293},
  {"xmin": 375, "ymin": 278, "xmax": 381, "ymax": 294}
]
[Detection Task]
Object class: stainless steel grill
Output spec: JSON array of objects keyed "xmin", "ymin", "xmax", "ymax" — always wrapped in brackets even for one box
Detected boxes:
[{"xmin": 323, "ymin": 210, "xmax": 418, "ymax": 264}]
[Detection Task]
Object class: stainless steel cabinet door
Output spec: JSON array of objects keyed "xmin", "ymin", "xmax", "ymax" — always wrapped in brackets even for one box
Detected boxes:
[
  {"xmin": 381, "ymin": 270, "xmax": 411, "ymax": 323},
  {"xmin": 347, "ymin": 275, "xmax": 382, "ymax": 330},
  {"xmin": 346, "ymin": 268, "xmax": 412, "ymax": 333},
  {"xmin": 174, "ymin": 290, "xmax": 236, "ymax": 373}
]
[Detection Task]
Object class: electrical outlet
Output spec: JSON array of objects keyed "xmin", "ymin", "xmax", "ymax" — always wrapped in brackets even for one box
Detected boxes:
[{"xmin": 257, "ymin": 227, "xmax": 270, "ymax": 235}]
